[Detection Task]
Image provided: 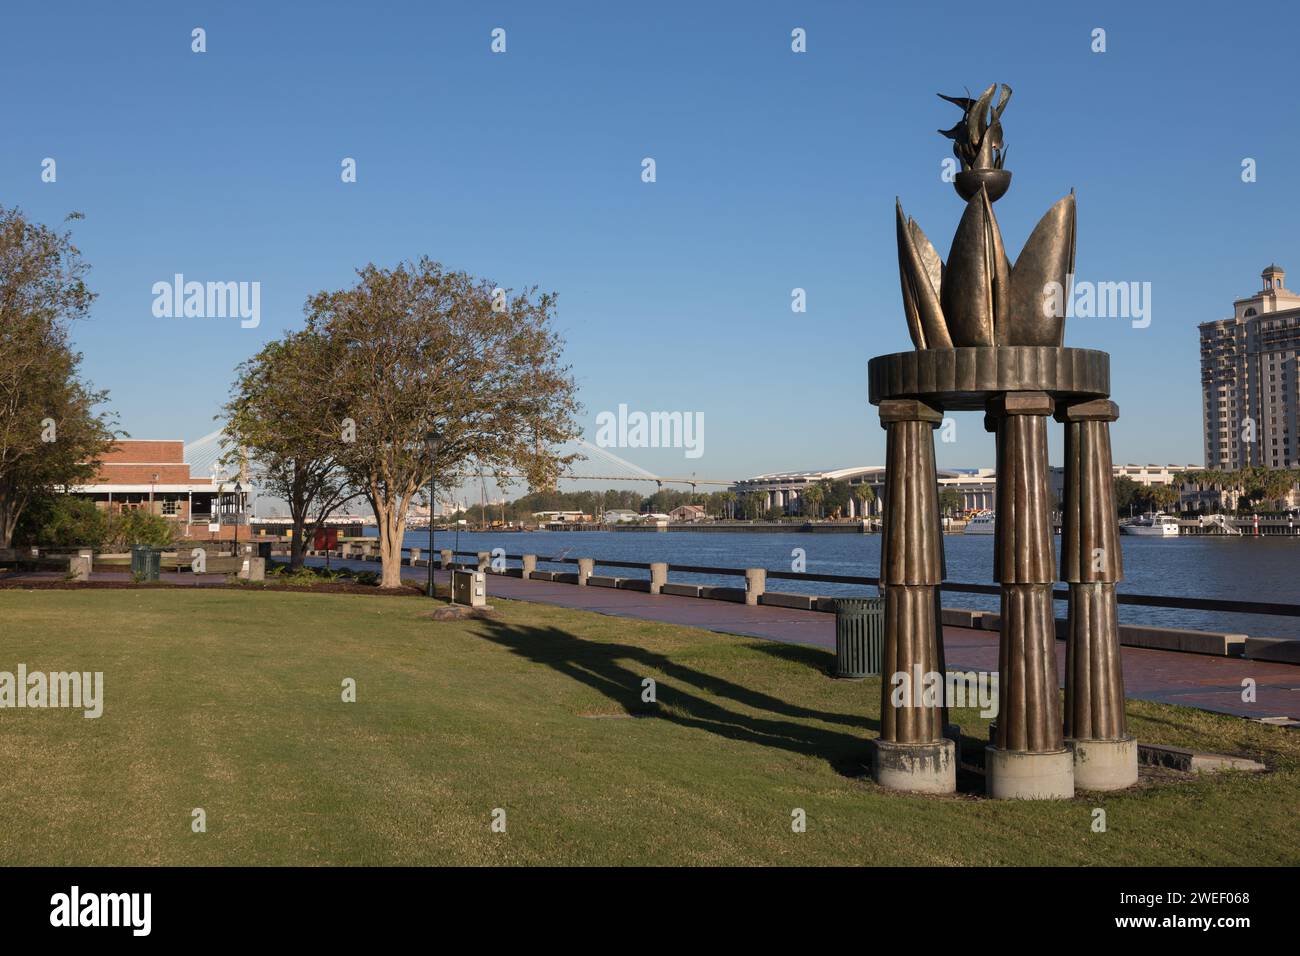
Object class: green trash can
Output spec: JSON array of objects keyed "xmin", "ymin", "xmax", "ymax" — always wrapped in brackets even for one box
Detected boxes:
[
  {"xmin": 833, "ymin": 597, "xmax": 884, "ymax": 678},
  {"xmin": 130, "ymin": 545, "xmax": 162, "ymax": 581}
]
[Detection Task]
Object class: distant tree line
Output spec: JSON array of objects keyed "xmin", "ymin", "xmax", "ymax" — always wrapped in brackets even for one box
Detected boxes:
[
  {"xmin": 458, "ymin": 479, "xmax": 884, "ymax": 524},
  {"xmin": 1164, "ymin": 467, "xmax": 1300, "ymax": 516}
]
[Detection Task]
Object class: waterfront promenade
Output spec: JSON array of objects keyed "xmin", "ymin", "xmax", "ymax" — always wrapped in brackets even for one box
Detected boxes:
[{"xmin": 320, "ymin": 560, "xmax": 1299, "ymax": 723}]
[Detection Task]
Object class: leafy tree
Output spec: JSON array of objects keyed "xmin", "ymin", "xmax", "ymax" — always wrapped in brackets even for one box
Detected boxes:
[
  {"xmin": 306, "ymin": 259, "xmax": 580, "ymax": 587},
  {"xmin": 939, "ymin": 487, "xmax": 962, "ymax": 516},
  {"xmin": 1113, "ymin": 475, "xmax": 1141, "ymax": 517},
  {"xmin": 223, "ymin": 331, "xmax": 360, "ymax": 570},
  {"xmin": 13, "ymin": 493, "xmax": 106, "ymax": 549},
  {"xmin": 644, "ymin": 487, "xmax": 692, "ymax": 514},
  {"xmin": 821, "ymin": 479, "xmax": 851, "ymax": 518},
  {"xmin": 0, "ymin": 207, "xmax": 117, "ymax": 547}
]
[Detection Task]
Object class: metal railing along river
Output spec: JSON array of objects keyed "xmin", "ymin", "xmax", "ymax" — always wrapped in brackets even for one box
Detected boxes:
[{"xmin": 439, "ymin": 550, "xmax": 1300, "ymax": 621}]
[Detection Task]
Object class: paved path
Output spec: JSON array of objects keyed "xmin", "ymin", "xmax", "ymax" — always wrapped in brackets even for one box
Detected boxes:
[
  {"xmin": 6, "ymin": 561, "xmax": 1298, "ymax": 722},
  {"xmin": 297, "ymin": 559, "xmax": 1300, "ymax": 723},
  {"xmin": 469, "ymin": 572, "xmax": 1300, "ymax": 722}
]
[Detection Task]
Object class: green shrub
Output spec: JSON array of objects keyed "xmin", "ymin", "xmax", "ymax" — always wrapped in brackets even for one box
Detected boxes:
[
  {"xmin": 13, "ymin": 495, "xmax": 107, "ymax": 549},
  {"xmin": 105, "ymin": 511, "xmax": 174, "ymax": 549}
]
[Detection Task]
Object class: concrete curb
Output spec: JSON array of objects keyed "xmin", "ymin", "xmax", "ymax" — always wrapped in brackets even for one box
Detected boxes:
[
  {"xmin": 471, "ymin": 563, "xmax": 1280, "ymax": 663},
  {"xmin": 1244, "ymin": 636, "xmax": 1300, "ymax": 663}
]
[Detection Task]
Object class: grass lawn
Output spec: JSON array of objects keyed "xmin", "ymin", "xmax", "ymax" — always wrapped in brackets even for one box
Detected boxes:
[{"xmin": 0, "ymin": 588, "xmax": 1296, "ymax": 866}]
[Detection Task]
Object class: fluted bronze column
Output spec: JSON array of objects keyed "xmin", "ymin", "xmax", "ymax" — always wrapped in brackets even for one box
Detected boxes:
[
  {"xmin": 1057, "ymin": 399, "xmax": 1138, "ymax": 789},
  {"xmin": 872, "ymin": 399, "xmax": 955, "ymax": 793},
  {"xmin": 983, "ymin": 392, "xmax": 1073, "ymax": 798}
]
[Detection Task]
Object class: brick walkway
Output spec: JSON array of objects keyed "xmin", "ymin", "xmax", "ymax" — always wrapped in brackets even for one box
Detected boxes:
[
  {"xmin": 392, "ymin": 564, "xmax": 1300, "ymax": 723},
  {"xmin": 5, "ymin": 562, "xmax": 1298, "ymax": 722}
]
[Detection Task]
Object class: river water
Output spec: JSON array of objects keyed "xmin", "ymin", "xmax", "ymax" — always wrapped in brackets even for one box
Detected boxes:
[{"xmin": 369, "ymin": 528, "xmax": 1300, "ymax": 639}]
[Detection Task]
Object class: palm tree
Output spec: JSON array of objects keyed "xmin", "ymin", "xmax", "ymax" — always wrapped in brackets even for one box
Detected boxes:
[
  {"xmin": 1251, "ymin": 467, "xmax": 1297, "ymax": 512},
  {"xmin": 802, "ymin": 484, "xmax": 824, "ymax": 520},
  {"xmin": 1170, "ymin": 469, "xmax": 1204, "ymax": 515},
  {"xmin": 1193, "ymin": 467, "xmax": 1235, "ymax": 513},
  {"xmin": 1150, "ymin": 484, "xmax": 1179, "ymax": 512},
  {"xmin": 853, "ymin": 484, "xmax": 875, "ymax": 519},
  {"xmin": 720, "ymin": 489, "xmax": 736, "ymax": 520}
]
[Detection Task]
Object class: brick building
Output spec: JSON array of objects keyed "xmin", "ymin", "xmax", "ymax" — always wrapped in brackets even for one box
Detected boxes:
[{"xmin": 69, "ymin": 439, "xmax": 245, "ymax": 532}]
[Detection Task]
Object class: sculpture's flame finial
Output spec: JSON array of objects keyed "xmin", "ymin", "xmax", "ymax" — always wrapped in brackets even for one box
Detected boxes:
[
  {"xmin": 939, "ymin": 83, "xmax": 1013, "ymax": 203},
  {"xmin": 895, "ymin": 84, "xmax": 1076, "ymax": 349},
  {"xmin": 938, "ymin": 83, "xmax": 1011, "ymax": 172}
]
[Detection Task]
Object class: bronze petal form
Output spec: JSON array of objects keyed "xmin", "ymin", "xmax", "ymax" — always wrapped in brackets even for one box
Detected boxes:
[
  {"xmin": 940, "ymin": 185, "xmax": 1008, "ymax": 347},
  {"xmin": 1007, "ymin": 193, "xmax": 1076, "ymax": 346},
  {"xmin": 895, "ymin": 200, "xmax": 951, "ymax": 349}
]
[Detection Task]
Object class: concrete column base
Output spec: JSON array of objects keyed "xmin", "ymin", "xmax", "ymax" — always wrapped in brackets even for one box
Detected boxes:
[
  {"xmin": 649, "ymin": 562, "xmax": 667, "ymax": 595},
  {"xmin": 69, "ymin": 555, "xmax": 91, "ymax": 582},
  {"xmin": 238, "ymin": 557, "xmax": 266, "ymax": 582},
  {"xmin": 985, "ymin": 746, "xmax": 1074, "ymax": 800},
  {"xmin": 1067, "ymin": 736, "xmax": 1139, "ymax": 791},
  {"xmin": 872, "ymin": 738, "xmax": 956, "ymax": 794}
]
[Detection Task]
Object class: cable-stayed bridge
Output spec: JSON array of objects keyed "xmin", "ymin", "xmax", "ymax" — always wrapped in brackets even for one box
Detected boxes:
[
  {"xmin": 497, "ymin": 438, "xmax": 735, "ymax": 491},
  {"xmin": 183, "ymin": 429, "xmax": 238, "ymax": 482},
  {"xmin": 183, "ymin": 431, "xmax": 736, "ymax": 500}
]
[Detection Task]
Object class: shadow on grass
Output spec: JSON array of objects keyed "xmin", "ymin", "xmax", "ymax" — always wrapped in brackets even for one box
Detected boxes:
[
  {"xmin": 741, "ymin": 639, "xmax": 836, "ymax": 672},
  {"xmin": 746, "ymin": 638, "xmax": 995, "ymax": 793},
  {"xmin": 474, "ymin": 617, "xmax": 877, "ymax": 776}
]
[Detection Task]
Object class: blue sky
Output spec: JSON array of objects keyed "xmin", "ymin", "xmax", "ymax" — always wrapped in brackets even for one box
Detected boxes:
[{"xmin": 4, "ymin": 1, "xmax": 1297, "ymax": 494}]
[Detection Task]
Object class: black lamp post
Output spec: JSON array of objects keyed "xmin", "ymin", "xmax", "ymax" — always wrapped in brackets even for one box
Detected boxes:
[
  {"xmin": 426, "ymin": 429, "xmax": 441, "ymax": 598},
  {"xmin": 233, "ymin": 480, "xmax": 243, "ymax": 557},
  {"xmin": 213, "ymin": 481, "xmax": 223, "ymax": 543}
]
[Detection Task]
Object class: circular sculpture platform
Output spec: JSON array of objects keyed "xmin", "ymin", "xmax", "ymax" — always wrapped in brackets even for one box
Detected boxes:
[{"xmin": 868, "ymin": 346, "xmax": 1110, "ymax": 411}]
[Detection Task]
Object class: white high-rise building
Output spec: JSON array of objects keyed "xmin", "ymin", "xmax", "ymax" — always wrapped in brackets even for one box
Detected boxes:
[{"xmin": 1200, "ymin": 264, "xmax": 1300, "ymax": 470}]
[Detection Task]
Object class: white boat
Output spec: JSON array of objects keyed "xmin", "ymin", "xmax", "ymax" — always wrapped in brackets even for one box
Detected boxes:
[
  {"xmin": 1121, "ymin": 511, "xmax": 1180, "ymax": 537},
  {"xmin": 963, "ymin": 511, "xmax": 996, "ymax": 534}
]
